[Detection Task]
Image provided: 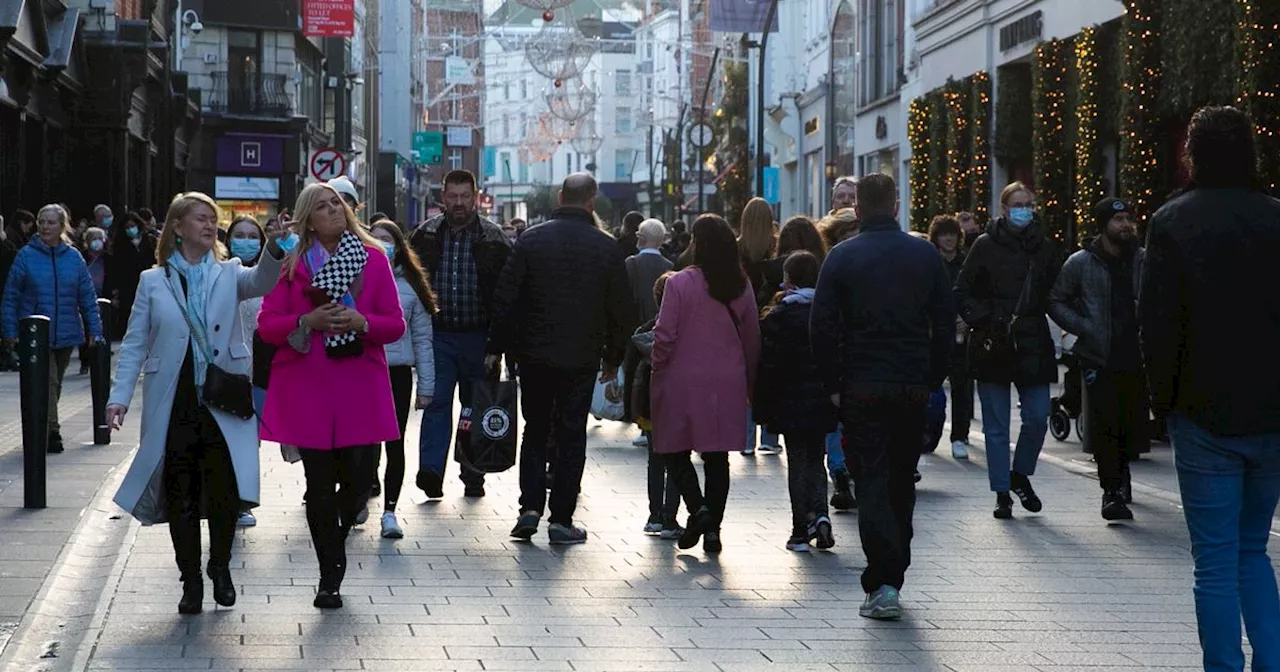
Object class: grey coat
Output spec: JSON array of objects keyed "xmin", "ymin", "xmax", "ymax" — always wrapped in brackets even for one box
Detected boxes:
[
  {"xmin": 1048, "ymin": 243, "xmax": 1145, "ymax": 368},
  {"xmin": 624, "ymin": 250, "xmax": 674, "ymax": 324},
  {"xmin": 382, "ymin": 270, "xmax": 435, "ymax": 395},
  {"xmin": 111, "ymin": 249, "xmax": 285, "ymax": 525}
]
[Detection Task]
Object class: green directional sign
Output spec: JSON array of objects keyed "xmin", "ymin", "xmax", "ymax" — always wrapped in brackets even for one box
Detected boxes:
[{"xmin": 413, "ymin": 131, "xmax": 444, "ymax": 166}]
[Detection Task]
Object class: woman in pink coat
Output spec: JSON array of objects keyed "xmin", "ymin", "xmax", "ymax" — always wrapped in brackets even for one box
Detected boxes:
[
  {"xmin": 651, "ymin": 214, "xmax": 760, "ymax": 554},
  {"xmin": 259, "ymin": 183, "xmax": 405, "ymax": 609}
]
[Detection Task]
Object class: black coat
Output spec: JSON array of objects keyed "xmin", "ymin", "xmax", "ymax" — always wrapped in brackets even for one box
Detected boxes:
[
  {"xmin": 954, "ymin": 218, "xmax": 1061, "ymax": 386},
  {"xmin": 1139, "ymin": 187, "xmax": 1280, "ymax": 435},
  {"xmin": 486, "ymin": 207, "xmax": 636, "ymax": 371},
  {"xmin": 408, "ymin": 213, "xmax": 511, "ymax": 328},
  {"xmin": 625, "ymin": 318, "xmax": 657, "ymax": 424},
  {"xmin": 754, "ymin": 298, "xmax": 838, "ymax": 436}
]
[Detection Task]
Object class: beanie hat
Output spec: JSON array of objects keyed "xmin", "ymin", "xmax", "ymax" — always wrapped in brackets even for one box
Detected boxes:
[{"xmin": 1092, "ymin": 197, "xmax": 1130, "ymax": 232}]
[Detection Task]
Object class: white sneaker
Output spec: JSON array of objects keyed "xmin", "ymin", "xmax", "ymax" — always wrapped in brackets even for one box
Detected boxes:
[
  {"xmin": 633, "ymin": 435, "xmax": 649, "ymax": 447},
  {"xmin": 380, "ymin": 512, "xmax": 404, "ymax": 539},
  {"xmin": 237, "ymin": 512, "xmax": 257, "ymax": 527},
  {"xmin": 951, "ymin": 441, "xmax": 970, "ymax": 460}
]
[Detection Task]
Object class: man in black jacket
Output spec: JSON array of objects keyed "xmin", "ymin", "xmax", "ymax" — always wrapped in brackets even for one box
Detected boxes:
[
  {"xmin": 486, "ymin": 172, "xmax": 635, "ymax": 545},
  {"xmin": 1138, "ymin": 106, "xmax": 1280, "ymax": 672},
  {"xmin": 811, "ymin": 174, "xmax": 954, "ymax": 620},
  {"xmin": 408, "ymin": 170, "xmax": 512, "ymax": 499},
  {"xmin": 954, "ymin": 182, "xmax": 1061, "ymax": 519},
  {"xmin": 1049, "ymin": 197, "xmax": 1146, "ymax": 521}
]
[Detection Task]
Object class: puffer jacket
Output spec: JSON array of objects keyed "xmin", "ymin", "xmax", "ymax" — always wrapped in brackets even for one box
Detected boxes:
[
  {"xmin": 753, "ymin": 294, "xmax": 839, "ymax": 436},
  {"xmin": 383, "ymin": 269, "xmax": 436, "ymax": 396},
  {"xmin": 1048, "ymin": 238, "xmax": 1145, "ymax": 368},
  {"xmin": 954, "ymin": 218, "xmax": 1062, "ymax": 386},
  {"xmin": 1, "ymin": 237, "xmax": 103, "ymax": 348}
]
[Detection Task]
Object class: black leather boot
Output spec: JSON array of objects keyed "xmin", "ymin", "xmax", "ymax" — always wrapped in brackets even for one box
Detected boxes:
[
  {"xmin": 178, "ymin": 577, "xmax": 203, "ymax": 615},
  {"xmin": 207, "ymin": 564, "xmax": 236, "ymax": 607}
]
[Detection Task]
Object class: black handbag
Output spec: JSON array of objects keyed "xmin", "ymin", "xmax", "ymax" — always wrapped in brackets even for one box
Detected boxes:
[
  {"xmin": 166, "ymin": 269, "xmax": 256, "ymax": 419},
  {"xmin": 969, "ymin": 260, "xmax": 1034, "ymax": 373}
]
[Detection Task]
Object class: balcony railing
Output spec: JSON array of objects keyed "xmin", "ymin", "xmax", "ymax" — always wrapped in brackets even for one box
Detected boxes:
[{"xmin": 207, "ymin": 72, "xmax": 291, "ymax": 118}]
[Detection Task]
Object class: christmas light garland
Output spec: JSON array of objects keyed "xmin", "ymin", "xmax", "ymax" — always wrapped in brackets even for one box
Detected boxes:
[
  {"xmin": 969, "ymin": 71, "xmax": 992, "ymax": 221},
  {"xmin": 1119, "ymin": 0, "xmax": 1164, "ymax": 224},
  {"xmin": 1033, "ymin": 37, "xmax": 1071, "ymax": 243},
  {"xmin": 908, "ymin": 97, "xmax": 932, "ymax": 230},
  {"xmin": 1074, "ymin": 26, "xmax": 1106, "ymax": 245},
  {"xmin": 908, "ymin": 73, "xmax": 992, "ymax": 230},
  {"xmin": 1236, "ymin": 0, "xmax": 1280, "ymax": 194},
  {"xmin": 944, "ymin": 79, "xmax": 972, "ymax": 214}
]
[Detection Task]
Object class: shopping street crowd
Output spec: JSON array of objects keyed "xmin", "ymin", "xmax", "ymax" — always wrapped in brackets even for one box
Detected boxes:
[{"xmin": 0, "ymin": 105, "xmax": 1276, "ymax": 672}]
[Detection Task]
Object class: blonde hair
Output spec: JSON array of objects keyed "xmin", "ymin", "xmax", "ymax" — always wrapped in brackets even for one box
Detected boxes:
[
  {"xmin": 737, "ymin": 197, "xmax": 776, "ymax": 263},
  {"xmin": 819, "ymin": 208, "xmax": 860, "ymax": 247},
  {"xmin": 156, "ymin": 192, "xmax": 227, "ymax": 265},
  {"xmin": 285, "ymin": 183, "xmax": 382, "ymax": 278},
  {"xmin": 36, "ymin": 204, "xmax": 73, "ymax": 245},
  {"xmin": 999, "ymin": 181, "xmax": 1036, "ymax": 206}
]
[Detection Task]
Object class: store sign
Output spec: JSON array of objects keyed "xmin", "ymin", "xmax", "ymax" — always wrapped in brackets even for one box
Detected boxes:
[
  {"xmin": 303, "ymin": 0, "xmax": 355, "ymax": 38},
  {"xmin": 444, "ymin": 56, "xmax": 474, "ymax": 85},
  {"xmin": 413, "ymin": 131, "xmax": 443, "ymax": 165},
  {"xmin": 446, "ymin": 126, "xmax": 472, "ymax": 148},
  {"xmin": 1000, "ymin": 10, "xmax": 1043, "ymax": 51},
  {"xmin": 215, "ymin": 176, "xmax": 280, "ymax": 201},
  {"xmin": 216, "ymin": 134, "xmax": 284, "ymax": 174}
]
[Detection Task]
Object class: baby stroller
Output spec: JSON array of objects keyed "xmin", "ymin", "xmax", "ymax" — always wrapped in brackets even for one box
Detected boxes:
[{"xmin": 1050, "ymin": 353, "xmax": 1083, "ymax": 442}]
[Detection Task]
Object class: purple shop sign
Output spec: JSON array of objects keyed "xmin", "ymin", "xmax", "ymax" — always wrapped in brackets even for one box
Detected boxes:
[{"xmin": 216, "ymin": 134, "xmax": 286, "ymax": 174}]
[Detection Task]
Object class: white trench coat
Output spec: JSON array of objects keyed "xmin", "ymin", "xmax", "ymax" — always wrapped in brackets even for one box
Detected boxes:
[{"xmin": 110, "ymin": 250, "xmax": 284, "ymax": 525}]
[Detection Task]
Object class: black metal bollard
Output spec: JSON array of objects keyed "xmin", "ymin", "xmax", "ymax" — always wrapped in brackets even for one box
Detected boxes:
[
  {"xmin": 18, "ymin": 315, "xmax": 51, "ymax": 509},
  {"xmin": 91, "ymin": 298, "xmax": 114, "ymax": 445}
]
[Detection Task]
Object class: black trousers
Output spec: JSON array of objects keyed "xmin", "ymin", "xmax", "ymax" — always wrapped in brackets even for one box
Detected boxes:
[
  {"xmin": 663, "ymin": 451, "xmax": 730, "ymax": 529},
  {"xmin": 1082, "ymin": 367, "xmax": 1149, "ymax": 491},
  {"xmin": 948, "ymin": 343, "xmax": 974, "ymax": 442},
  {"xmin": 784, "ymin": 431, "xmax": 828, "ymax": 530},
  {"xmin": 647, "ymin": 434, "xmax": 679, "ymax": 522},
  {"xmin": 374, "ymin": 365, "xmax": 413, "ymax": 511},
  {"xmin": 299, "ymin": 445, "xmax": 374, "ymax": 589},
  {"xmin": 842, "ymin": 381, "xmax": 927, "ymax": 594},
  {"xmin": 517, "ymin": 363, "xmax": 596, "ymax": 525},
  {"xmin": 165, "ymin": 407, "xmax": 239, "ymax": 582}
]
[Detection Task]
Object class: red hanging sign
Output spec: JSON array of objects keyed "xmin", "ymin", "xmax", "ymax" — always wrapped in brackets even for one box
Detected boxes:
[{"xmin": 303, "ymin": 0, "xmax": 355, "ymax": 38}]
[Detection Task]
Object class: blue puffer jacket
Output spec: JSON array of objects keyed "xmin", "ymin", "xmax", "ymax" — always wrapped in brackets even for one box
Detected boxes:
[{"xmin": 1, "ymin": 238, "xmax": 103, "ymax": 348}]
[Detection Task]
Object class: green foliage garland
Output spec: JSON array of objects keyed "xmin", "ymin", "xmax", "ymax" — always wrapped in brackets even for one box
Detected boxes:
[
  {"xmin": 1237, "ymin": 0, "xmax": 1280, "ymax": 194},
  {"xmin": 1074, "ymin": 26, "xmax": 1107, "ymax": 245},
  {"xmin": 907, "ymin": 97, "xmax": 932, "ymax": 230},
  {"xmin": 1119, "ymin": 0, "xmax": 1165, "ymax": 224},
  {"xmin": 1033, "ymin": 38, "xmax": 1071, "ymax": 242},
  {"xmin": 1161, "ymin": 0, "xmax": 1241, "ymax": 119},
  {"xmin": 969, "ymin": 71, "xmax": 992, "ymax": 221},
  {"xmin": 713, "ymin": 59, "xmax": 750, "ymax": 227},
  {"xmin": 993, "ymin": 65, "xmax": 1033, "ymax": 166},
  {"xmin": 926, "ymin": 89, "xmax": 949, "ymax": 229},
  {"xmin": 944, "ymin": 78, "xmax": 972, "ymax": 214}
]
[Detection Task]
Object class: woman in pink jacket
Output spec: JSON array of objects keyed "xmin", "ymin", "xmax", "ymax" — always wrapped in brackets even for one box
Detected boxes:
[
  {"xmin": 651, "ymin": 214, "xmax": 760, "ymax": 554},
  {"xmin": 259, "ymin": 183, "xmax": 405, "ymax": 609}
]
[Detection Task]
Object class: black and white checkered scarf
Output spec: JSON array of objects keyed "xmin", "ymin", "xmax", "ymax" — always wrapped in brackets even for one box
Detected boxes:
[{"xmin": 311, "ymin": 229, "xmax": 369, "ymax": 350}]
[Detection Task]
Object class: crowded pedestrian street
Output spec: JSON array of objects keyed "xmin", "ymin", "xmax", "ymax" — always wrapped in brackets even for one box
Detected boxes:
[{"xmin": 0, "ymin": 371, "xmax": 1255, "ymax": 671}]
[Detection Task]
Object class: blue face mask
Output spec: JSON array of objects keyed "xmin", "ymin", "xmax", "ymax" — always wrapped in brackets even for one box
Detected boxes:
[
  {"xmin": 276, "ymin": 232, "xmax": 300, "ymax": 253},
  {"xmin": 102, "ymin": 216, "xmax": 114, "ymax": 228},
  {"xmin": 230, "ymin": 238, "xmax": 262, "ymax": 261},
  {"xmin": 125, "ymin": 226, "xmax": 139, "ymax": 239},
  {"xmin": 382, "ymin": 243, "xmax": 396, "ymax": 258},
  {"xmin": 1008, "ymin": 207, "xmax": 1035, "ymax": 228}
]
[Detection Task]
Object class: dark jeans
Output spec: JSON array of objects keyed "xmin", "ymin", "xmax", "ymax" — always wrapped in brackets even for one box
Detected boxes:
[
  {"xmin": 419, "ymin": 330, "xmax": 487, "ymax": 487},
  {"xmin": 165, "ymin": 407, "xmax": 239, "ymax": 581},
  {"xmin": 48, "ymin": 346, "xmax": 73, "ymax": 436},
  {"xmin": 646, "ymin": 431, "xmax": 679, "ymax": 522},
  {"xmin": 785, "ymin": 431, "xmax": 829, "ymax": 530},
  {"xmin": 299, "ymin": 445, "xmax": 375, "ymax": 589},
  {"xmin": 374, "ymin": 365, "xmax": 413, "ymax": 511},
  {"xmin": 517, "ymin": 363, "xmax": 596, "ymax": 525},
  {"xmin": 663, "ymin": 451, "xmax": 730, "ymax": 529},
  {"xmin": 948, "ymin": 345, "xmax": 974, "ymax": 442},
  {"xmin": 1082, "ymin": 367, "xmax": 1148, "ymax": 491},
  {"xmin": 842, "ymin": 381, "xmax": 927, "ymax": 593}
]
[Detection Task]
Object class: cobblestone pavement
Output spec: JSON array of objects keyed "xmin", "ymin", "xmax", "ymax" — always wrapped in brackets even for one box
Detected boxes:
[{"xmin": 55, "ymin": 406, "xmax": 1275, "ymax": 672}]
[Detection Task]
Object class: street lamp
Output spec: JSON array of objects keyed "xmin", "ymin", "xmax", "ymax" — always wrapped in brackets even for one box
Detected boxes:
[{"xmin": 503, "ymin": 158, "xmax": 514, "ymax": 222}]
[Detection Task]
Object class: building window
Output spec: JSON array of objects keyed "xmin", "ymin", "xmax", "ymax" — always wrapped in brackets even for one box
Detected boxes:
[
  {"xmin": 859, "ymin": 0, "xmax": 903, "ymax": 105},
  {"xmin": 519, "ymin": 112, "xmax": 527, "ymax": 139},
  {"xmin": 449, "ymin": 149, "xmax": 463, "ymax": 171},
  {"xmin": 566, "ymin": 153, "xmax": 572, "ymax": 175},
  {"xmin": 615, "ymin": 149, "xmax": 634, "ymax": 180},
  {"xmin": 616, "ymin": 106, "xmax": 633, "ymax": 134},
  {"xmin": 502, "ymin": 115, "xmax": 510, "ymax": 142},
  {"xmin": 521, "ymin": 80, "xmax": 528, "ymax": 100},
  {"xmin": 616, "ymin": 69, "xmax": 632, "ymax": 96},
  {"xmin": 518, "ymin": 161, "xmax": 528, "ymax": 182},
  {"xmin": 503, "ymin": 82, "xmax": 510, "ymax": 100}
]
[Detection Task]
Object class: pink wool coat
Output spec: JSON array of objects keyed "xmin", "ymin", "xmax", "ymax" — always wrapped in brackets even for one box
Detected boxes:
[
  {"xmin": 650, "ymin": 267, "xmax": 761, "ymax": 454},
  {"xmin": 258, "ymin": 246, "xmax": 406, "ymax": 449}
]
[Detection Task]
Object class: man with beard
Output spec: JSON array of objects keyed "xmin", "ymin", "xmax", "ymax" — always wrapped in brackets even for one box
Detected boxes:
[
  {"xmin": 1048, "ymin": 197, "xmax": 1146, "ymax": 521},
  {"xmin": 408, "ymin": 170, "xmax": 512, "ymax": 498}
]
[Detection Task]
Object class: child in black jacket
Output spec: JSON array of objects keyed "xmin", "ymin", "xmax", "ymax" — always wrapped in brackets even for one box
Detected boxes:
[
  {"xmin": 628, "ymin": 271, "xmax": 681, "ymax": 538},
  {"xmin": 754, "ymin": 252, "xmax": 840, "ymax": 551}
]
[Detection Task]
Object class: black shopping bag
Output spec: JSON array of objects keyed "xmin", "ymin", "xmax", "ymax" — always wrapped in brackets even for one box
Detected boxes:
[{"xmin": 456, "ymin": 377, "xmax": 519, "ymax": 473}]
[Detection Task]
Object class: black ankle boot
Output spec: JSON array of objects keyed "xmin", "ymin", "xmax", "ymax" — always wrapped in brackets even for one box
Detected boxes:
[
  {"xmin": 208, "ymin": 564, "xmax": 236, "ymax": 607},
  {"xmin": 178, "ymin": 578, "xmax": 203, "ymax": 614}
]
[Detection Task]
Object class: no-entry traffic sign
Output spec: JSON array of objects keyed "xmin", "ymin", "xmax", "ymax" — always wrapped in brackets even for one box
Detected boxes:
[{"xmin": 310, "ymin": 148, "xmax": 346, "ymax": 181}]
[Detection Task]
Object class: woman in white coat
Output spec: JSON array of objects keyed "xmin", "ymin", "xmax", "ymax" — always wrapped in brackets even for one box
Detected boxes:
[{"xmin": 106, "ymin": 192, "xmax": 288, "ymax": 615}]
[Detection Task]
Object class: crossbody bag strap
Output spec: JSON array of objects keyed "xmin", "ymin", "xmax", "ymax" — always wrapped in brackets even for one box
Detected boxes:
[{"xmin": 163, "ymin": 269, "xmax": 216, "ymax": 363}]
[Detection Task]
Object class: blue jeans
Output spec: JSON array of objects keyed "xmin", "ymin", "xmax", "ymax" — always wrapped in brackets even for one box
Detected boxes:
[
  {"xmin": 418, "ymin": 330, "xmax": 488, "ymax": 486},
  {"xmin": 1169, "ymin": 414, "xmax": 1280, "ymax": 672},
  {"xmin": 976, "ymin": 382, "xmax": 1049, "ymax": 492},
  {"xmin": 825, "ymin": 429, "xmax": 846, "ymax": 476},
  {"xmin": 746, "ymin": 407, "xmax": 781, "ymax": 450}
]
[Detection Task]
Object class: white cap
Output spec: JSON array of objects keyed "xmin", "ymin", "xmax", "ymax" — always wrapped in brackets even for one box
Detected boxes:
[{"xmin": 328, "ymin": 176, "xmax": 359, "ymax": 204}]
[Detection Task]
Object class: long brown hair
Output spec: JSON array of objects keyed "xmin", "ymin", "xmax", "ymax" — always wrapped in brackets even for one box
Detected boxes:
[
  {"xmin": 285, "ymin": 183, "xmax": 382, "ymax": 279},
  {"xmin": 156, "ymin": 192, "xmax": 228, "ymax": 265},
  {"xmin": 373, "ymin": 221, "xmax": 438, "ymax": 315},
  {"xmin": 737, "ymin": 197, "xmax": 776, "ymax": 264},
  {"xmin": 777, "ymin": 215, "xmax": 827, "ymax": 260}
]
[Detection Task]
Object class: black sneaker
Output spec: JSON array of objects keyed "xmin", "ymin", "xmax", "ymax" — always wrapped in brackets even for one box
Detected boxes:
[
  {"xmin": 1009, "ymin": 471, "xmax": 1043, "ymax": 512},
  {"xmin": 1102, "ymin": 490, "xmax": 1134, "ymax": 521},
  {"xmin": 463, "ymin": 484, "xmax": 486, "ymax": 498},
  {"xmin": 415, "ymin": 470, "xmax": 444, "ymax": 498},
  {"xmin": 47, "ymin": 432, "xmax": 64, "ymax": 454},
  {"xmin": 994, "ymin": 492, "xmax": 1014, "ymax": 519},
  {"xmin": 313, "ymin": 589, "xmax": 343, "ymax": 609},
  {"xmin": 703, "ymin": 531, "xmax": 722, "ymax": 554},
  {"xmin": 510, "ymin": 510, "xmax": 541, "ymax": 539},
  {"xmin": 369, "ymin": 481, "xmax": 381, "ymax": 498},
  {"xmin": 810, "ymin": 516, "xmax": 835, "ymax": 550},
  {"xmin": 830, "ymin": 470, "xmax": 857, "ymax": 511},
  {"xmin": 679, "ymin": 507, "xmax": 712, "ymax": 549},
  {"xmin": 548, "ymin": 522, "xmax": 588, "ymax": 545},
  {"xmin": 913, "ymin": 469, "xmax": 922, "ymax": 483}
]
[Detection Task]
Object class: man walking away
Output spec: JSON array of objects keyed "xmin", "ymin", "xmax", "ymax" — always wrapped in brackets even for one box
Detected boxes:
[
  {"xmin": 811, "ymin": 174, "xmax": 954, "ymax": 620},
  {"xmin": 624, "ymin": 218, "xmax": 673, "ymax": 432},
  {"xmin": 488, "ymin": 173, "xmax": 635, "ymax": 544},
  {"xmin": 1139, "ymin": 105, "xmax": 1280, "ymax": 672},
  {"xmin": 1048, "ymin": 197, "xmax": 1147, "ymax": 522},
  {"xmin": 409, "ymin": 170, "xmax": 512, "ymax": 499}
]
